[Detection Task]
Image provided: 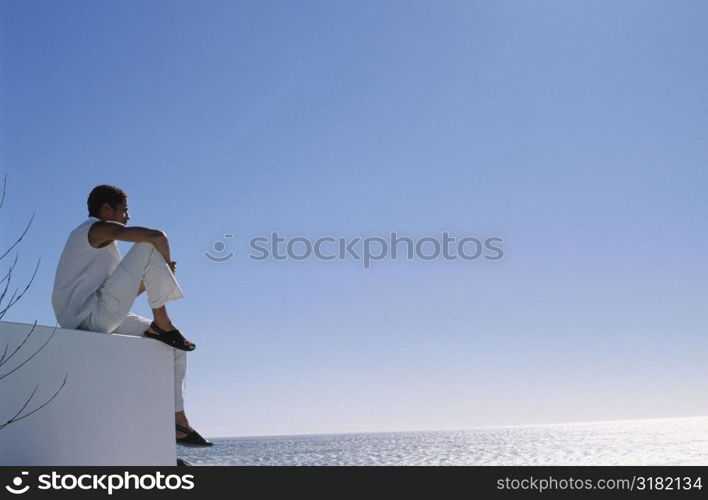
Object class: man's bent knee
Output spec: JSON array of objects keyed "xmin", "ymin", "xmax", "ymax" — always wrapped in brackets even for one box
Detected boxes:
[
  {"xmin": 132, "ymin": 241, "xmax": 164, "ymax": 260},
  {"xmin": 132, "ymin": 241, "xmax": 156, "ymax": 252}
]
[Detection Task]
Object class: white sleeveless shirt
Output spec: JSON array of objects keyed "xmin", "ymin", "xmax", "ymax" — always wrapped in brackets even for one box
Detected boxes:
[{"xmin": 52, "ymin": 217, "xmax": 121, "ymax": 329}]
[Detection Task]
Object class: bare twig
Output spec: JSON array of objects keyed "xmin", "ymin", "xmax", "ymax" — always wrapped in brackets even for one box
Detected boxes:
[
  {"xmin": 9, "ymin": 374, "xmax": 68, "ymax": 425},
  {"xmin": 0, "ymin": 289, "xmax": 19, "ymax": 320},
  {"xmin": 0, "ymin": 323, "xmax": 57, "ymax": 381},
  {"xmin": 0, "ymin": 257, "xmax": 40, "ymax": 320},
  {"xmin": 0, "ymin": 322, "xmax": 37, "ymax": 370},
  {"xmin": 0, "ymin": 253, "xmax": 18, "ymax": 307},
  {"xmin": 0, "ymin": 173, "xmax": 6, "ymax": 210},
  {"xmin": 0, "ymin": 212, "xmax": 35, "ymax": 262},
  {"xmin": 0, "ymin": 373, "xmax": 68, "ymax": 431},
  {"xmin": 2, "ymin": 383, "xmax": 39, "ymax": 427},
  {"xmin": 0, "ymin": 265, "xmax": 12, "ymax": 287}
]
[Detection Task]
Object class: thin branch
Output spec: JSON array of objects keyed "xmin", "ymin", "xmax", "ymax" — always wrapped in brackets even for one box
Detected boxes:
[
  {"xmin": 0, "ymin": 323, "xmax": 56, "ymax": 381},
  {"xmin": 0, "ymin": 253, "xmax": 17, "ymax": 287},
  {"xmin": 0, "ymin": 211, "xmax": 35, "ymax": 262},
  {"xmin": 0, "ymin": 257, "xmax": 40, "ymax": 320},
  {"xmin": 0, "ymin": 321, "xmax": 36, "ymax": 370},
  {"xmin": 11, "ymin": 374, "xmax": 68, "ymax": 424},
  {"xmin": 0, "ymin": 253, "xmax": 18, "ymax": 307},
  {"xmin": 0, "ymin": 265, "xmax": 12, "ymax": 286},
  {"xmin": 0, "ymin": 288, "xmax": 19, "ymax": 320},
  {"xmin": 1, "ymin": 383, "xmax": 39, "ymax": 429},
  {"xmin": 0, "ymin": 173, "xmax": 6, "ymax": 210},
  {"xmin": 0, "ymin": 374, "xmax": 68, "ymax": 431},
  {"xmin": 0, "ymin": 344, "xmax": 9, "ymax": 365}
]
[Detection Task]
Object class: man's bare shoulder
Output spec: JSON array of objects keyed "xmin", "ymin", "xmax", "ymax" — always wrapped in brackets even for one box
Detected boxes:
[{"xmin": 88, "ymin": 220, "xmax": 124, "ymax": 248}]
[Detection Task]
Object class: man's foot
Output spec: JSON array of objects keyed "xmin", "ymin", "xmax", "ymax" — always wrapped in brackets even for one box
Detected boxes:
[
  {"xmin": 145, "ymin": 322, "xmax": 195, "ymax": 351},
  {"xmin": 176, "ymin": 424, "xmax": 191, "ymax": 440},
  {"xmin": 176, "ymin": 412, "xmax": 194, "ymax": 440},
  {"xmin": 176, "ymin": 424, "xmax": 213, "ymax": 447}
]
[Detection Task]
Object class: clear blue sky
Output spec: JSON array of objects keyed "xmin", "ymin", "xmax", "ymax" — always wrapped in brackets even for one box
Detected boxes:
[{"xmin": 2, "ymin": 0, "xmax": 707, "ymax": 437}]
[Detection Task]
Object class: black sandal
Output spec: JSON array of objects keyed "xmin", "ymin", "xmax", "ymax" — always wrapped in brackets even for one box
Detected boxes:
[
  {"xmin": 176, "ymin": 424, "xmax": 213, "ymax": 447},
  {"xmin": 144, "ymin": 322, "xmax": 196, "ymax": 351}
]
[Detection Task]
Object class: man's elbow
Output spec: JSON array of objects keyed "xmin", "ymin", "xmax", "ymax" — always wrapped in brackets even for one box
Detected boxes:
[{"xmin": 149, "ymin": 230, "xmax": 168, "ymax": 243}]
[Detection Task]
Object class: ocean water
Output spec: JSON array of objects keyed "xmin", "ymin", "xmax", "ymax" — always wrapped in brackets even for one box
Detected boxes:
[{"xmin": 180, "ymin": 416, "xmax": 708, "ymax": 466}]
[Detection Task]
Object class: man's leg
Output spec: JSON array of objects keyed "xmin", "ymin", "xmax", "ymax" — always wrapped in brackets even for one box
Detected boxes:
[
  {"xmin": 87, "ymin": 241, "xmax": 183, "ymax": 335},
  {"xmin": 114, "ymin": 313, "xmax": 191, "ymax": 438},
  {"xmin": 83, "ymin": 244, "xmax": 207, "ymax": 443}
]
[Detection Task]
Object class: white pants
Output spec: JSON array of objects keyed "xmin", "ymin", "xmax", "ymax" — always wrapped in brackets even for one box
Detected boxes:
[{"xmin": 79, "ymin": 242, "xmax": 187, "ymax": 412}]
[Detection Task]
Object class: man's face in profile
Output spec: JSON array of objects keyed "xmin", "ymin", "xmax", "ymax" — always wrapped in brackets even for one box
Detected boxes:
[{"xmin": 103, "ymin": 200, "xmax": 130, "ymax": 225}]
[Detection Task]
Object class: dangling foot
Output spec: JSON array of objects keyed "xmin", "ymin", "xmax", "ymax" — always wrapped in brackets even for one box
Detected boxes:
[
  {"xmin": 144, "ymin": 322, "xmax": 196, "ymax": 351},
  {"xmin": 176, "ymin": 424, "xmax": 213, "ymax": 447}
]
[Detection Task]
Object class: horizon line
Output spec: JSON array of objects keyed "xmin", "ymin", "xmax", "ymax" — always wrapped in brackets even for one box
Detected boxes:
[{"xmin": 207, "ymin": 414, "xmax": 708, "ymax": 440}]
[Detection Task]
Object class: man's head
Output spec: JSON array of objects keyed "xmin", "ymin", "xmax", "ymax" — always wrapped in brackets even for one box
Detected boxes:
[{"xmin": 87, "ymin": 185, "xmax": 130, "ymax": 224}]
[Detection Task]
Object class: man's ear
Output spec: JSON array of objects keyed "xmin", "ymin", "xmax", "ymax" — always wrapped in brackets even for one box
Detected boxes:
[{"xmin": 99, "ymin": 202, "xmax": 112, "ymax": 217}]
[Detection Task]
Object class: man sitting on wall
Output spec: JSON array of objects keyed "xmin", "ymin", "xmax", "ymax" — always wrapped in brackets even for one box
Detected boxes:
[{"xmin": 52, "ymin": 184, "xmax": 212, "ymax": 447}]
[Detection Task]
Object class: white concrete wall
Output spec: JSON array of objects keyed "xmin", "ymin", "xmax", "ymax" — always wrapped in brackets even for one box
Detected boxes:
[{"xmin": 0, "ymin": 321, "xmax": 176, "ymax": 465}]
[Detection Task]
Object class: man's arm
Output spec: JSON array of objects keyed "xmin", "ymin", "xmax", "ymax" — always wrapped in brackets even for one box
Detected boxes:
[{"xmin": 88, "ymin": 221, "xmax": 172, "ymax": 263}]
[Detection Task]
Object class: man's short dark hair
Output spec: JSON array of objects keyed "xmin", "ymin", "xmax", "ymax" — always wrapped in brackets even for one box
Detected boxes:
[{"xmin": 87, "ymin": 185, "xmax": 128, "ymax": 217}]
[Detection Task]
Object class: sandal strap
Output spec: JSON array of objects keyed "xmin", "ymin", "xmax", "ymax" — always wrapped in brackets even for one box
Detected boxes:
[
  {"xmin": 151, "ymin": 322, "xmax": 188, "ymax": 342},
  {"xmin": 148, "ymin": 322, "xmax": 194, "ymax": 350},
  {"xmin": 150, "ymin": 321, "xmax": 169, "ymax": 335}
]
